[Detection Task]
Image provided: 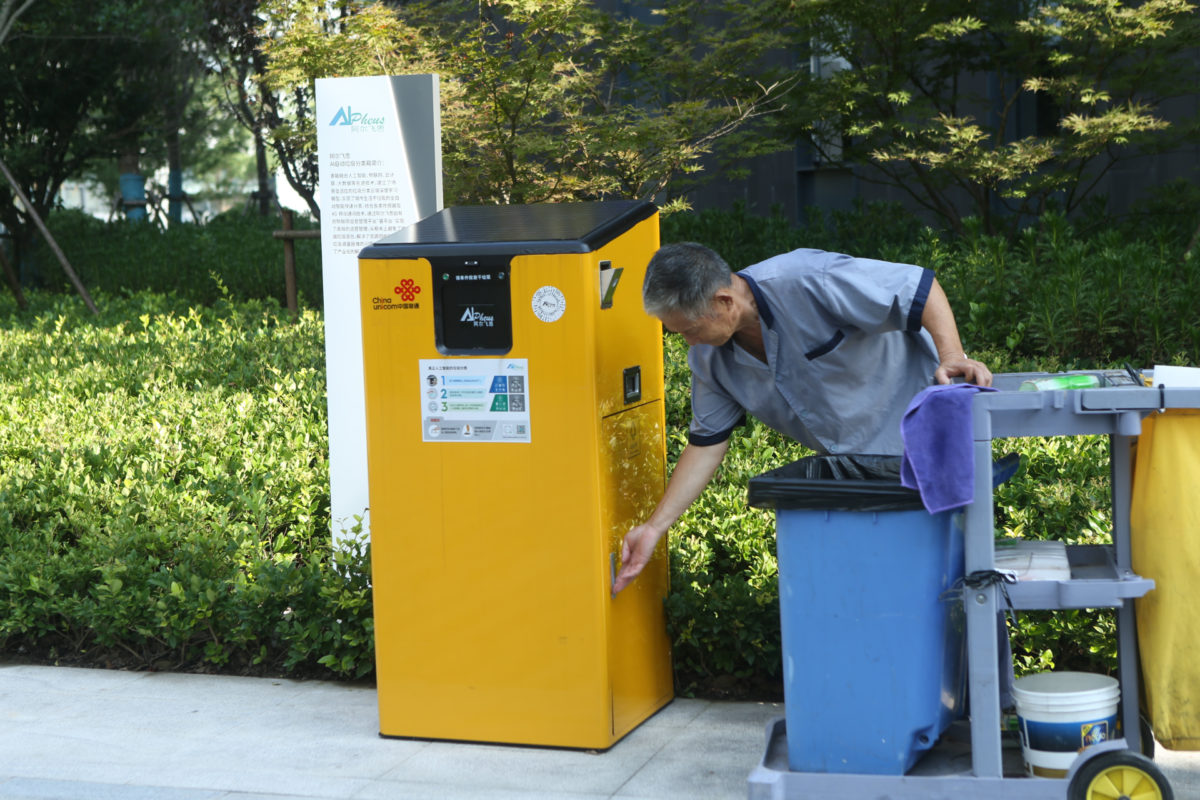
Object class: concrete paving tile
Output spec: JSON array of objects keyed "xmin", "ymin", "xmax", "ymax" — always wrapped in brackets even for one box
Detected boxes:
[
  {"xmin": 0, "ymin": 664, "xmax": 146, "ymax": 695},
  {"xmin": 2, "ymin": 728, "xmax": 410, "ymax": 788},
  {"xmin": 180, "ymin": 740, "xmax": 426, "ymax": 784},
  {"xmin": 0, "ymin": 777, "xmax": 224, "ymax": 800},
  {"xmin": 117, "ymin": 765, "xmax": 377, "ymax": 799},
  {"xmin": 119, "ymin": 675, "xmax": 298, "ymax": 715},
  {"xmin": 353, "ymin": 782, "xmax": 610, "ymax": 800},
  {"xmin": 614, "ymin": 751, "xmax": 755, "ymax": 800},
  {"xmin": 636, "ymin": 697, "xmax": 710, "ymax": 729},
  {"xmin": 645, "ymin": 705, "xmax": 778, "ymax": 764},
  {"xmin": 99, "ymin": 727, "xmax": 426, "ymax": 789},
  {"xmin": 132, "ymin": 673, "xmax": 377, "ymax": 713},
  {"xmin": 610, "ymin": 702, "xmax": 779, "ymax": 800},
  {"xmin": 1155, "ymin": 745, "xmax": 1200, "ymax": 798},
  {"xmin": 597, "ymin": 716, "xmax": 694, "ymax": 756},
  {"xmin": 0, "ymin": 732, "xmax": 165, "ymax": 782},
  {"xmin": 284, "ymin": 679, "xmax": 378, "ymax": 703},
  {"xmin": 218, "ymin": 795, "xmax": 376, "ymax": 800},
  {"xmin": 4, "ymin": 665, "xmax": 1199, "ymax": 800},
  {"xmin": 0, "ymin": 682, "xmax": 68, "ymax": 717},
  {"xmin": 0, "ymin": 759, "xmax": 157, "ymax": 790},
  {"xmin": 614, "ymin": 732, "xmax": 767, "ymax": 800},
  {"xmin": 687, "ymin": 700, "xmax": 783, "ymax": 730},
  {"xmin": 1, "ymin": 677, "xmax": 281, "ymax": 738},
  {"xmin": 0, "ymin": 712, "xmax": 415, "ymax": 790},
  {"xmin": 213, "ymin": 795, "xmax": 358, "ymax": 800},
  {"xmin": 380, "ymin": 739, "xmax": 649, "ymax": 796}
]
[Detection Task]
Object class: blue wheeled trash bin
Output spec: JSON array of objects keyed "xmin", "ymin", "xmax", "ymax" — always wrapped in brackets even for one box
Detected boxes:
[{"xmin": 748, "ymin": 454, "xmax": 966, "ymax": 775}]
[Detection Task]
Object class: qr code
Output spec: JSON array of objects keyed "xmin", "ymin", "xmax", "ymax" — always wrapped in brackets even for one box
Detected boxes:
[
  {"xmin": 507, "ymin": 376, "xmax": 525, "ymax": 393},
  {"xmin": 508, "ymin": 393, "xmax": 525, "ymax": 412}
]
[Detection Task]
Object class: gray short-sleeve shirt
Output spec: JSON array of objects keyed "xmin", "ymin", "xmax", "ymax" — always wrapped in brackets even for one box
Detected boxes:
[{"xmin": 686, "ymin": 248, "xmax": 939, "ymax": 455}]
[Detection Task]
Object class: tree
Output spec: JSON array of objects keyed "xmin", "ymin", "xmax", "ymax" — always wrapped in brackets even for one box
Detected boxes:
[
  {"xmin": 0, "ymin": 0, "xmax": 168, "ymax": 283},
  {"xmin": 100, "ymin": 3, "xmax": 205, "ymax": 222},
  {"xmin": 0, "ymin": 0, "xmax": 36, "ymax": 304},
  {"xmin": 160, "ymin": 4, "xmax": 211, "ymax": 224},
  {"xmin": 774, "ymin": 0, "xmax": 1200, "ymax": 235},
  {"xmin": 80, "ymin": 73, "xmax": 259, "ymax": 223},
  {"xmin": 46, "ymin": 1, "xmax": 256, "ymax": 226},
  {"xmin": 0, "ymin": 0, "xmax": 36, "ymax": 43},
  {"xmin": 255, "ymin": 0, "xmax": 793, "ymax": 212},
  {"xmin": 205, "ymin": 0, "xmax": 289, "ymax": 216}
]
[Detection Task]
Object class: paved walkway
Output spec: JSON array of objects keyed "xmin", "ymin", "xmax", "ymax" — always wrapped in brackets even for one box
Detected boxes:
[
  {"xmin": 0, "ymin": 664, "xmax": 780, "ymax": 800},
  {"xmin": 1, "ymin": 663, "xmax": 1197, "ymax": 799}
]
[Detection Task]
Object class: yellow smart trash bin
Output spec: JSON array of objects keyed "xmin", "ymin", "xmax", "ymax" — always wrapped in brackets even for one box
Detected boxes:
[
  {"xmin": 1131, "ymin": 408, "xmax": 1200, "ymax": 750},
  {"xmin": 357, "ymin": 201, "xmax": 673, "ymax": 749}
]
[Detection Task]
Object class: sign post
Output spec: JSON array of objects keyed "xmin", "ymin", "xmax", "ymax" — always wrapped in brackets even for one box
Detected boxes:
[{"xmin": 315, "ymin": 74, "xmax": 442, "ymax": 544}]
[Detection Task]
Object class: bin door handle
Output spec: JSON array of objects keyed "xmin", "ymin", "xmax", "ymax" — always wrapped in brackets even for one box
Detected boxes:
[
  {"xmin": 600, "ymin": 261, "xmax": 623, "ymax": 309},
  {"xmin": 610, "ymin": 552, "xmax": 617, "ymax": 595}
]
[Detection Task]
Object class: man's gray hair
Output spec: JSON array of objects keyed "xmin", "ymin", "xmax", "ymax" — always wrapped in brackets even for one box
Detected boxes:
[{"xmin": 642, "ymin": 242, "xmax": 733, "ymax": 319}]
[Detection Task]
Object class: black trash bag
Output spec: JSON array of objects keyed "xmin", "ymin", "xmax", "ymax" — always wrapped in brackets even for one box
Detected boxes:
[{"xmin": 747, "ymin": 454, "xmax": 925, "ymax": 513}]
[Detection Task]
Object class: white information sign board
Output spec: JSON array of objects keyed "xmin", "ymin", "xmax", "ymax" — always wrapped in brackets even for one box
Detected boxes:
[
  {"xmin": 316, "ymin": 74, "xmax": 442, "ymax": 544},
  {"xmin": 420, "ymin": 359, "xmax": 532, "ymax": 443}
]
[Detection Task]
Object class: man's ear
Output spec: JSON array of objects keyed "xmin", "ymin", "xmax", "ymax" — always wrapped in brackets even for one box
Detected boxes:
[{"xmin": 710, "ymin": 286, "xmax": 736, "ymax": 312}]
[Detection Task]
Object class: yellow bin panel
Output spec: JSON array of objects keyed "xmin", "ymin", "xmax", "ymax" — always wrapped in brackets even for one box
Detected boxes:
[
  {"xmin": 601, "ymin": 403, "xmax": 672, "ymax": 735},
  {"xmin": 359, "ymin": 211, "xmax": 671, "ymax": 749}
]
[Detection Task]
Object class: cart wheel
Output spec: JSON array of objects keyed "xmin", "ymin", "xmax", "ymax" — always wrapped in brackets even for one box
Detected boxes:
[{"xmin": 1068, "ymin": 750, "xmax": 1173, "ymax": 800}]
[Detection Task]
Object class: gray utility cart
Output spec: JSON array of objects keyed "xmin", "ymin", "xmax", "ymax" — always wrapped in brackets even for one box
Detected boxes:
[{"xmin": 749, "ymin": 370, "xmax": 1199, "ymax": 800}]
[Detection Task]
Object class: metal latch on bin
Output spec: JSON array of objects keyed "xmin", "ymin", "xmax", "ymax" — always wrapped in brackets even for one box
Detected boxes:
[{"xmin": 623, "ymin": 366, "xmax": 641, "ymax": 404}]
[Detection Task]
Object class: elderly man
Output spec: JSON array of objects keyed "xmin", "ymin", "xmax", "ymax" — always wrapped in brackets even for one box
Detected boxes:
[{"xmin": 612, "ymin": 242, "xmax": 992, "ymax": 594}]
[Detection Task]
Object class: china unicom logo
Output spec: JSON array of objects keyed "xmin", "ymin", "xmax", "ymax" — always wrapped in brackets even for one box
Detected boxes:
[{"xmin": 394, "ymin": 279, "xmax": 421, "ymax": 301}]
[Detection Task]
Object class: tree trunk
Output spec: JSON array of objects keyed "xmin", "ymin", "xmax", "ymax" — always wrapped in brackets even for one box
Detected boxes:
[
  {"xmin": 0, "ymin": 240, "xmax": 27, "ymax": 309},
  {"xmin": 167, "ymin": 124, "xmax": 184, "ymax": 224},
  {"xmin": 254, "ymin": 132, "xmax": 273, "ymax": 216}
]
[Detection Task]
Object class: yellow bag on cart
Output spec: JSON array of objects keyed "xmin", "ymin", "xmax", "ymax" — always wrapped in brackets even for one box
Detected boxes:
[{"xmin": 1131, "ymin": 409, "xmax": 1200, "ymax": 750}]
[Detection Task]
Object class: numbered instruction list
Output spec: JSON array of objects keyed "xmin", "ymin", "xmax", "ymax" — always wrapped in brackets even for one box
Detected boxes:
[{"xmin": 420, "ymin": 359, "xmax": 531, "ymax": 443}]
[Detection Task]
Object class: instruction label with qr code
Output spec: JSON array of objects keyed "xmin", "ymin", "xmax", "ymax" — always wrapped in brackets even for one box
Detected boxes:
[{"xmin": 419, "ymin": 358, "xmax": 531, "ymax": 443}]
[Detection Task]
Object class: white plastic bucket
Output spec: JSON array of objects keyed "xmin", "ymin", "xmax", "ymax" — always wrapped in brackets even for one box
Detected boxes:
[{"xmin": 1012, "ymin": 671, "xmax": 1120, "ymax": 778}]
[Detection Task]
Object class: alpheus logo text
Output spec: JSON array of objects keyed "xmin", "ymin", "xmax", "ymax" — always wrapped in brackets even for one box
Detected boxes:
[
  {"xmin": 328, "ymin": 106, "xmax": 386, "ymax": 130},
  {"xmin": 460, "ymin": 307, "xmax": 495, "ymax": 327}
]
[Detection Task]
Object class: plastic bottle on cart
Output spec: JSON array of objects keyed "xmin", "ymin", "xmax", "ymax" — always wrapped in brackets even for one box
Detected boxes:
[{"xmin": 1018, "ymin": 374, "xmax": 1101, "ymax": 392}]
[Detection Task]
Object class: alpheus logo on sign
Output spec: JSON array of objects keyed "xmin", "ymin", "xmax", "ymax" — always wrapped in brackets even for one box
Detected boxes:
[
  {"xmin": 328, "ymin": 106, "xmax": 386, "ymax": 132},
  {"xmin": 460, "ymin": 307, "xmax": 495, "ymax": 328}
]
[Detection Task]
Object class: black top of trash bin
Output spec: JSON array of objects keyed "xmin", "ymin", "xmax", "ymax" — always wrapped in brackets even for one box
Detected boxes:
[
  {"xmin": 747, "ymin": 454, "xmax": 927, "ymax": 512},
  {"xmin": 359, "ymin": 200, "xmax": 657, "ymax": 259}
]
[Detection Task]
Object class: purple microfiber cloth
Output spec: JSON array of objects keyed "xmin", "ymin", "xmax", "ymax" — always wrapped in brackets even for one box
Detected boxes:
[{"xmin": 900, "ymin": 383, "xmax": 998, "ymax": 513}]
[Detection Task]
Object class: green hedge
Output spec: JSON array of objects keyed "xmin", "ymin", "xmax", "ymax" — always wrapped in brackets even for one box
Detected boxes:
[
  {"xmin": 0, "ymin": 291, "xmax": 371, "ymax": 678},
  {"xmin": 26, "ymin": 210, "xmax": 323, "ymax": 309}
]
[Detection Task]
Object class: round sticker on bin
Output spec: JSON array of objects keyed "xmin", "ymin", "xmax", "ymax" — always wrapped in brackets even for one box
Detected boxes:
[{"xmin": 531, "ymin": 286, "xmax": 566, "ymax": 323}]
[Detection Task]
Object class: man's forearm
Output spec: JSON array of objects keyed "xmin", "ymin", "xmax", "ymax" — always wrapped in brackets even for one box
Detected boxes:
[
  {"xmin": 921, "ymin": 278, "xmax": 966, "ymax": 361},
  {"xmin": 921, "ymin": 278, "xmax": 993, "ymax": 386},
  {"xmin": 643, "ymin": 439, "xmax": 731, "ymax": 535}
]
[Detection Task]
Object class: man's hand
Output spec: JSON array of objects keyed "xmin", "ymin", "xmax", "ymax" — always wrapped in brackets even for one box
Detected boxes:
[
  {"xmin": 934, "ymin": 353, "xmax": 992, "ymax": 387},
  {"xmin": 612, "ymin": 523, "xmax": 665, "ymax": 595}
]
